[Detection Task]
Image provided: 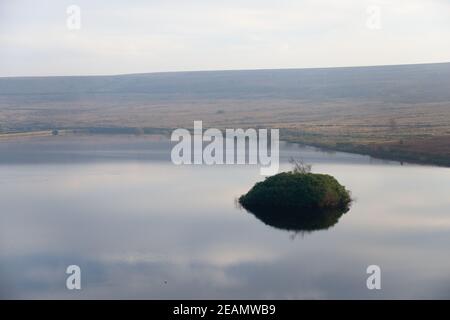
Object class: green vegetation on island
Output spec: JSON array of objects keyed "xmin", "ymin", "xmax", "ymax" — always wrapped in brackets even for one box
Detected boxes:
[{"xmin": 239, "ymin": 160, "xmax": 352, "ymax": 232}]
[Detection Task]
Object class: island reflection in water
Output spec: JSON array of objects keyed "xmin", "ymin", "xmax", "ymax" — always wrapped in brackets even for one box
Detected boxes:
[{"xmin": 240, "ymin": 205, "xmax": 350, "ymax": 234}]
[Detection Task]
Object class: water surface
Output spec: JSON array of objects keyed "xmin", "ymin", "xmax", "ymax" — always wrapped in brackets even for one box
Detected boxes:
[{"xmin": 0, "ymin": 135, "xmax": 449, "ymax": 299}]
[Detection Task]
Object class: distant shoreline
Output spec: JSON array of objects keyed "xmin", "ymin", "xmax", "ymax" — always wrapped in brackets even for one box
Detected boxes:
[
  {"xmin": 1, "ymin": 128, "xmax": 449, "ymax": 168},
  {"xmin": 2, "ymin": 62, "xmax": 450, "ymax": 168}
]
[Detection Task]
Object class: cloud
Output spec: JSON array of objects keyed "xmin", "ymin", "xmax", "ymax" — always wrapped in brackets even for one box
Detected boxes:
[{"xmin": 0, "ymin": 0, "xmax": 449, "ymax": 76}]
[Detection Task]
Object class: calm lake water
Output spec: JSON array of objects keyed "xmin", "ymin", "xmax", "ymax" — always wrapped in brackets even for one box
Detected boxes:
[{"xmin": 1, "ymin": 135, "xmax": 450, "ymax": 299}]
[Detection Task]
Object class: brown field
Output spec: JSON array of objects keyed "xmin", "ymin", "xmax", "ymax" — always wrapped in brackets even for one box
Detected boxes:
[{"xmin": 1, "ymin": 63, "xmax": 450, "ymax": 165}]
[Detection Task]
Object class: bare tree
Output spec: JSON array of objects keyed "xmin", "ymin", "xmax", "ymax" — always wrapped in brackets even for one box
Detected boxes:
[{"xmin": 289, "ymin": 157, "xmax": 312, "ymax": 174}]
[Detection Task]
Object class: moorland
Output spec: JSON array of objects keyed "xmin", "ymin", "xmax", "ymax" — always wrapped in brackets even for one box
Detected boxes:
[{"xmin": 1, "ymin": 62, "xmax": 450, "ymax": 165}]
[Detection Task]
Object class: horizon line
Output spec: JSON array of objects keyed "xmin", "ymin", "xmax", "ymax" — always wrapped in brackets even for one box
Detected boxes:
[{"xmin": 1, "ymin": 60, "xmax": 449, "ymax": 79}]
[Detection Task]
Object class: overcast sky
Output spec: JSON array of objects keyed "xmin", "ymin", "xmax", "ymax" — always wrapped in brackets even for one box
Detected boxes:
[{"xmin": 0, "ymin": 0, "xmax": 449, "ymax": 77}]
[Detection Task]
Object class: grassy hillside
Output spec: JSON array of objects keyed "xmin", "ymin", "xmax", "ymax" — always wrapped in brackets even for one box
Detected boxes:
[{"xmin": 1, "ymin": 62, "xmax": 450, "ymax": 165}]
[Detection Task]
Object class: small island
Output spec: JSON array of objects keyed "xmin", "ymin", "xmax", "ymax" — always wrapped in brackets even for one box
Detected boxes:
[{"xmin": 239, "ymin": 159, "xmax": 352, "ymax": 232}]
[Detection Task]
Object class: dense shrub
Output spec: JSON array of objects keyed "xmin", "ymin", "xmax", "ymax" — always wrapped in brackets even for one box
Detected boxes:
[{"xmin": 239, "ymin": 172, "xmax": 351, "ymax": 212}]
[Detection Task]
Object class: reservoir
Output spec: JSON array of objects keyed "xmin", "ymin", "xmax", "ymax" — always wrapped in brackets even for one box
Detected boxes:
[{"xmin": 0, "ymin": 135, "xmax": 449, "ymax": 299}]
